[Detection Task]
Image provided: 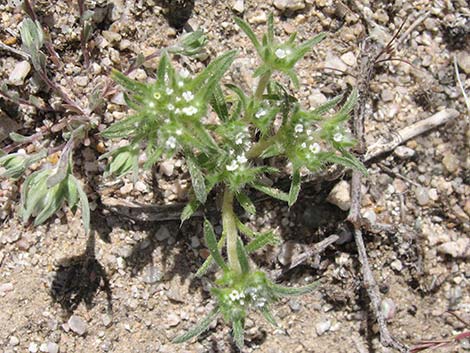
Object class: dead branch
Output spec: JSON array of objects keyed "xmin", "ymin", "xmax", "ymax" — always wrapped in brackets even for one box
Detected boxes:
[
  {"xmin": 348, "ymin": 37, "xmax": 409, "ymax": 352},
  {"xmin": 365, "ymin": 108, "xmax": 459, "ymax": 162}
]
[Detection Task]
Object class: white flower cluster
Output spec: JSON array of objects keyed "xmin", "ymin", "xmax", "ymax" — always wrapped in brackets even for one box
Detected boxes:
[
  {"xmin": 227, "ymin": 287, "xmax": 267, "ymax": 309},
  {"xmin": 245, "ymin": 287, "xmax": 267, "ymax": 308},
  {"xmin": 165, "ymin": 136, "xmax": 177, "ymax": 149},
  {"xmin": 333, "ymin": 132, "xmax": 343, "ymax": 142},
  {"xmin": 255, "ymin": 109, "xmax": 267, "ymax": 119},
  {"xmin": 228, "ymin": 289, "xmax": 246, "ymax": 305},
  {"xmin": 226, "ymin": 153, "xmax": 248, "ymax": 171},
  {"xmin": 274, "ymin": 47, "xmax": 291, "ymax": 60}
]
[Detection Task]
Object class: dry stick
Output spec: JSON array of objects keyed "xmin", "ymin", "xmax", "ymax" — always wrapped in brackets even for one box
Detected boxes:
[
  {"xmin": 348, "ymin": 39, "xmax": 409, "ymax": 352},
  {"xmin": 396, "ymin": 11, "xmax": 430, "ymax": 49},
  {"xmin": 365, "ymin": 108, "xmax": 459, "ymax": 161},
  {"xmin": 0, "ymin": 41, "xmax": 30, "ymax": 60}
]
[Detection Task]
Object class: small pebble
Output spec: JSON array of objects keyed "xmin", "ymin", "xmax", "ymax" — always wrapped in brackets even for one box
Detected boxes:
[
  {"xmin": 442, "ymin": 152, "xmax": 459, "ymax": 173},
  {"xmin": 288, "ymin": 299, "xmax": 301, "ymax": 312},
  {"xmin": 190, "ymin": 236, "xmax": 200, "ymax": 248},
  {"xmin": 9, "ymin": 336, "xmax": 19, "ymax": 346},
  {"xmin": 9, "ymin": 60, "xmax": 31, "ymax": 86},
  {"xmin": 315, "ymin": 320, "xmax": 331, "ymax": 336},
  {"xmin": 381, "ymin": 298, "xmax": 396, "ymax": 321},
  {"xmin": 415, "ymin": 187, "xmax": 430, "ymax": 206},
  {"xmin": 390, "ymin": 259, "xmax": 403, "ymax": 272},
  {"xmin": 232, "ymin": 0, "xmax": 244, "ymax": 13},
  {"xmin": 166, "ymin": 313, "xmax": 181, "ymax": 327},
  {"xmin": 340, "ymin": 51, "xmax": 356, "ymax": 66},
  {"xmin": 248, "ymin": 11, "xmax": 267, "ymax": 24},
  {"xmin": 29, "ymin": 342, "xmax": 39, "ymax": 353},
  {"xmin": 155, "ymin": 226, "xmax": 171, "ymax": 241},
  {"xmin": 0, "ymin": 282, "xmax": 14, "ymax": 293},
  {"xmin": 102, "ymin": 313, "xmax": 113, "ymax": 327},
  {"xmin": 48, "ymin": 342, "xmax": 62, "ymax": 353},
  {"xmin": 141, "ymin": 265, "xmax": 162, "ymax": 284},
  {"xmin": 394, "ymin": 146, "xmax": 415, "ymax": 159},
  {"xmin": 327, "ymin": 180, "xmax": 351, "ymax": 211},
  {"xmin": 159, "ymin": 160, "xmax": 175, "ymax": 177},
  {"xmin": 68, "ymin": 315, "xmax": 87, "ymax": 336},
  {"xmin": 324, "ymin": 52, "xmax": 347, "ymax": 73}
]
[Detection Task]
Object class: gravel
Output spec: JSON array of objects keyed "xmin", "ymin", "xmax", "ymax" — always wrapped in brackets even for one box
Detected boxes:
[{"xmin": 68, "ymin": 315, "xmax": 87, "ymax": 336}]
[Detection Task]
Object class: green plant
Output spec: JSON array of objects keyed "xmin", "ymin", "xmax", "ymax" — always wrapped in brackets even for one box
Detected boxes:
[
  {"xmin": 103, "ymin": 13, "xmax": 365, "ymax": 348},
  {"xmin": 0, "ymin": 0, "xmax": 208, "ymax": 233}
]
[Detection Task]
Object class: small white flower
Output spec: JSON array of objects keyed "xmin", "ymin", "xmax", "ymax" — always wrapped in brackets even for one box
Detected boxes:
[
  {"xmin": 228, "ymin": 149, "xmax": 235, "ymax": 156},
  {"xmin": 239, "ymin": 300, "xmax": 245, "ymax": 306},
  {"xmin": 165, "ymin": 136, "xmax": 177, "ymax": 149},
  {"xmin": 306, "ymin": 128, "xmax": 313, "ymax": 136},
  {"xmin": 255, "ymin": 109, "xmax": 267, "ymax": 118},
  {"xmin": 182, "ymin": 106, "xmax": 198, "ymax": 116},
  {"xmin": 294, "ymin": 124, "xmax": 304, "ymax": 133},
  {"xmin": 235, "ymin": 132, "xmax": 244, "ymax": 145},
  {"xmin": 226, "ymin": 160, "xmax": 239, "ymax": 171},
  {"xmin": 177, "ymin": 81, "xmax": 184, "ymax": 87},
  {"xmin": 176, "ymin": 129, "xmax": 183, "ymax": 136},
  {"xmin": 164, "ymin": 118, "xmax": 170, "ymax": 124},
  {"xmin": 175, "ymin": 108, "xmax": 181, "ymax": 114},
  {"xmin": 333, "ymin": 133, "xmax": 343, "ymax": 142},
  {"xmin": 179, "ymin": 68, "xmax": 190, "ymax": 78},
  {"xmin": 166, "ymin": 88, "xmax": 174, "ymax": 95},
  {"xmin": 301, "ymin": 142, "xmax": 307, "ymax": 149},
  {"xmin": 148, "ymin": 102, "xmax": 155, "ymax": 108},
  {"xmin": 175, "ymin": 97, "xmax": 181, "ymax": 102},
  {"xmin": 236, "ymin": 154, "xmax": 247, "ymax": 164},
  {"xmin": 309, "ymin": 142, "xmax": 321, "ymax": 154},
  {"xmin": 182, "ymin": 91, "xmax": 194, "ymax": 102},
  {"xmin": 229, "ymin": 290, "xmax": 240, "ymax": 301},
  {"xmin": 167, "ymin": 103, "xmax": 175, "ymax": 111},
  {"xmin": 275, "ymin": 48, "xmax": 287, "ymax": 59}
]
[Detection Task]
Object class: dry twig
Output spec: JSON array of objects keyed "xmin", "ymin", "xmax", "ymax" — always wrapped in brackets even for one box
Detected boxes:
[{"xmin": 347, "ymin": 38, "xmax": 409, "ymax": 352}]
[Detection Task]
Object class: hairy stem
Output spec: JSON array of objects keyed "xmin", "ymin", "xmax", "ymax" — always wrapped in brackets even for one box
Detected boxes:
[
  {"xmin": 246, "ymin": 134, "xmax": 277, "ymax": 159},
  {"xmin": 222, "ymin": 187, "xmax": 241, "ymax": 273},
  {"xmin": 254, "ymin": 70, "xmax": 272, "ymax": 100}
]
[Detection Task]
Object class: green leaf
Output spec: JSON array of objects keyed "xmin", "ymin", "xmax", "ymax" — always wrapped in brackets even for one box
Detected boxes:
[
  {"xmin": 289, "ymin": 33, "xmax": 326, "ymax": 65},
  {"xmin": 236, "ymin": 220, "xmax": 256, "ymax": 238},
  {"xmin": 21, "ymin": 169, "xmax": 49, "ymax": 222},
  {"xmin": 34, "ymin": 182, "xmax": 67, "ymax": 226},
  {"xmin": 70, "ymin": 175, "xmax": 90, "ymax": 234},
  {"xmin": 101, "ymin": 114, "xmax": 142, "ymax": 139},
  {"xmin": 180, "ymin": 198, "xmax": 201, "ymax": 224},
  {"xmin": 9, "ymin": 132, "xmax": 29, "ymax": 143},
  {"xmin": 235, "ymin": 192, "xmax": 256, "ymax": 215},
  {"xmin": 246, "ymin": 231, "xmax": 279, "ymax": 253},
  {"xmin": 225, "ymin": 83, "xmax": 247, "ymax": 111},
  {"xmin": 203, "ymin": 219, "xmax": 229, "ymax": 271},
  {"xmin": 267, "ymin": 13, "xmax": 274, "ymax": 46},
  {"xmin": 234, "ymin": 17, "xmax": 262, "ymax": 56},
  {"xmin": 286, "ymin": 69, "xmax": 299, "ymax": 88},
  {"xmin": 111, "ymin": 69, "xmax": 147, "ymax": 94},
  {"xmin": 236, "ymin": 238, "xmax": 250, "ymax": 274},
  {"xmin": 270, "ymin": 281, "xmax": 319, "ymax": 297},
  {"xmin": 195, "ymin": 233, "xmax": 226, "ymax": 278},
  {"xmin": 66, "ymin": 175, "xmax": 79, "ymax": 207},
  {"xmin": 210, "ymin": 84, "xmax": 229, "ymax": 122},
  {"xmin": 193, "ymin": 50, "xmax": 237, "ymax": 101},
  {"xmin": 260, "ymin": 306, "xmax": 277, "ymax": 326},
  {"xmin": 309, "ymin": 94, "xmax": 343, "ymax": 117},
  {"xmin": 173, "ymin": 307, "xmax": 220, "ymax": 343},
  {"xmin": 288, "ymin": 169, "xmax": 301, "ymax": 207},
  {"xmin": 325, "ymin": 152, "xmax": 367, "ymax": 175},
  {"xmin": 251, "ymin": 183, "xmax": 289, "ymax": 202},
  {"xmin": 156, "ymin": 51, "xmax": 169, "ymax": 86},
  {"xmin": 187, "ymin": 156, "xmax": 207, "ymax": 204},
  {"xmin": 336, "ymin": 88, "xmax": 357, "ymax": 118},
  {"xmin": 232, "ymin": 318, "xmax": 244, "ymax": 350}
]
